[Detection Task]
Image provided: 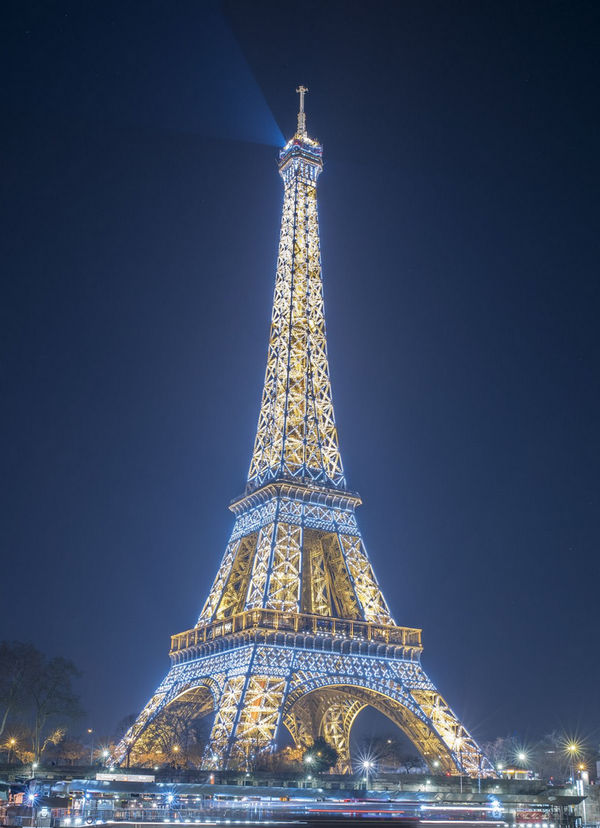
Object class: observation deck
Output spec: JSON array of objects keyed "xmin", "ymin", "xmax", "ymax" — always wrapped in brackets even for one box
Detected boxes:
[{"xmin": 278, "ymin": 134, "xmax": 323, "ymax": 173}]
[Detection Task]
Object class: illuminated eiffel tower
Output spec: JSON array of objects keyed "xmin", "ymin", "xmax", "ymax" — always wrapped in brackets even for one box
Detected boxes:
[{"xmin": 116, "ymin": 89, "xmax": 493, "ymax": 776}]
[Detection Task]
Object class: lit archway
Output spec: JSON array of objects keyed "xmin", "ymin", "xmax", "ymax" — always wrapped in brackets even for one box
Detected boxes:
[
  {"xmin": 283, "ymin": 682, "xmax": 459, "ymax": 774},
  {"xmin": 125, "ymin": 683, "xmax": 216, "ymax": 767}
]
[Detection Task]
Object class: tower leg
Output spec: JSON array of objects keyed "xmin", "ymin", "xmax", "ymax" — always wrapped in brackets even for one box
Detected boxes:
[
  {"xmin": 206, "ymin": 673, "xmax": 288, "ymax": 769},
  {"xmin": 319, "ymin": 698, "xmax": 365, "ymax": 773}
]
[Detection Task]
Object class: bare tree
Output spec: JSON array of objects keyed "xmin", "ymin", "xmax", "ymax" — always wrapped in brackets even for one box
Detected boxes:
[
  {"xmin": 0, "ymin": 642, "xmax": 40, "ymax": 738},
  {"xmin": 481, "ymin": 735, "xmax": 520, "ymax": 769},
  {"xmin": 112, "ymin": 713, "xmax": 137, "ymax": 744},
  {"xmin": 30, "ymin": 656, "xmax": 84, "ymax": 761}
]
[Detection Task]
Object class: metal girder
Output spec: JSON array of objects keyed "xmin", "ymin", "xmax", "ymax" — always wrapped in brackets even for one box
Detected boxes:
[
  {"xmin": 214, "ymin": 533, "xmax": 257, "ymax": 619},
  {"xmin": 319, "ymin": 696, "xmax": 365, "ymax": 772}
]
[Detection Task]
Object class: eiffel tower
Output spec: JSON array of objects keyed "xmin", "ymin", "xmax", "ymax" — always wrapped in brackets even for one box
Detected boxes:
[{"xmin": 116, "ymin": 89, "xmax": 493, "ymax": 777}]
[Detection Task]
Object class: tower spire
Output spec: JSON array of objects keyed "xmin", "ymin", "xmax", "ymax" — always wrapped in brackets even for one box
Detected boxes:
[
  {"xmin": 247, "ymin": 87, "xmax": 344, "ymax": 492},
  {"xmin": 296, "ymin": 84, "xmax": 308, "ymax": 136}
]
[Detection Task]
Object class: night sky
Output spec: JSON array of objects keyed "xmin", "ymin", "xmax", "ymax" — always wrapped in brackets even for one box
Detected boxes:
[{"xmin": 2, "ymin": 1, "xmax": 599, "ymax": 749}]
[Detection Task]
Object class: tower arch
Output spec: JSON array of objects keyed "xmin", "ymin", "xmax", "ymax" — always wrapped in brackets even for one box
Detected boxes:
[
  {"xmin": 120, "ymin": 681, "xmax": 217, "ymax": 766},
  {"xmin": 282, "ymin": 679, "xmax": 459, "ymax": 774}
]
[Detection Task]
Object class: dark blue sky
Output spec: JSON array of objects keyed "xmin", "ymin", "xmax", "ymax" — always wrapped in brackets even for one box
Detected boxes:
[{"xmin": 2, "ymin": 0, "xmax": 599, "ymax": 749}]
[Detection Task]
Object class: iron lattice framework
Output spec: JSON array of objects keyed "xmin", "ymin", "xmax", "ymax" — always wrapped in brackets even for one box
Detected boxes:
[{"xmin": 116, "ymin": 89, "xmax": 494, "ymax": 777}]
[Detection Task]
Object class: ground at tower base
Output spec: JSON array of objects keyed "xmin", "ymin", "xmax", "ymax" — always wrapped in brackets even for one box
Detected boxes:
[{"xmin": 1, "ymin": 764, "xmax": 594, "ymax": 828}]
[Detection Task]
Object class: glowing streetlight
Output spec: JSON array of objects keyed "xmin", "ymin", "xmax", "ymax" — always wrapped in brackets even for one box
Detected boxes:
[
  {"xmin": 362, "ymin": 759, "xmax": 374, "ymax": 791},
  {"xmin": 87, "ymin": 729, "xmax": 94, "ymax": 765},
  {"xmin": 7, "ymin": 737, "xmax": 16, "ymax": 764},
  {"xmin": 516, "ymin": 750, "xmax": 529, "ymax": 769},
  {"xmin": 566, "ymin": 742, "xmax": 580, "ymax": 784}
]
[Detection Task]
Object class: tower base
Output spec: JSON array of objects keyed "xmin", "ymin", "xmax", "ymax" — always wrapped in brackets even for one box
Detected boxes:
[{"xmin": 116, "ymin": 611, "xmax": 493, "ymax": 776}]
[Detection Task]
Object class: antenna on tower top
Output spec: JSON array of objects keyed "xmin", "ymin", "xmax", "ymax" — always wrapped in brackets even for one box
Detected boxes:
[{"xmin": 296, "ymin": 85, "xmax": 308, "ymax": 136}]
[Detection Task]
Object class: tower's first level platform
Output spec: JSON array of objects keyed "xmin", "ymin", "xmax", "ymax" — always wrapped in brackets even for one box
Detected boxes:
[{"xmin": 170, "ymin": 609, "xmax": 423, "ymax": 665}]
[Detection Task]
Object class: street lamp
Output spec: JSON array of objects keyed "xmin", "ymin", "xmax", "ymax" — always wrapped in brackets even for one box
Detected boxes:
[
  {"xmin": 28, "ymin": 791, "xmax": 37, "ymax": 827},
  {"xmin": 566, "ymin": 743, "xmax": 579, "ymax": 784},
  {"xmin": 87, "ymin": 729, "xmax": 94, "ymax": 765},
  {"xmin": 7, "ymin": 738, "xmax": 16, "ymax": 764},
  {"xmin": 362, "ymin": 759, "xmax": 374, "ymax": 791},
  {"xmin": 515, "ymin": 749, "xmax": 529, "ymax": 777}
]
